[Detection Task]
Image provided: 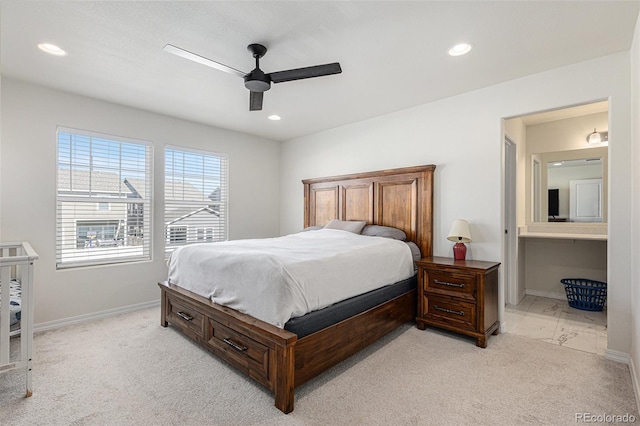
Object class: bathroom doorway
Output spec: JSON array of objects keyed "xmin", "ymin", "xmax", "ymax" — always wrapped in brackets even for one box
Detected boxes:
[{"xmin": 503, "ymin": 101, "xmax": 608, "ymax": 355}]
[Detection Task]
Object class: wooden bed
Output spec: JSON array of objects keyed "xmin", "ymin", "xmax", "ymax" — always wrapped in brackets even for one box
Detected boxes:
[{"xmin": 159, "ymin": 164, "xmax": 435, "ymax": 413}]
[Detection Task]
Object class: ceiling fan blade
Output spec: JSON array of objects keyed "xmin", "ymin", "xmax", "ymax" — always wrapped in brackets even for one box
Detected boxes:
[
  {"xmin": 268, "ymin": 63, "xmax": 342, "ymax": 84},
  {"xmin": 249, "ymin": 91, "xmax": 263, "ymax": 111},
  {"xmin": 163, "ymin": 44, "xmax": 246, "ymax": 78}
]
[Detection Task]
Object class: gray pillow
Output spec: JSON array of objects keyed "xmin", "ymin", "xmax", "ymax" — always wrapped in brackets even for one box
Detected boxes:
[
  {"xmin": 405, "ymin": 241, "xmax": 422, "ymax": 262},
  {"xmin": 299, "ymin": 226, "xmax": 323, "ymax": 232},
  {"xmin": 324, "ymin": 219, "xmax": 367, "ymax": 234},
  {"xmin": 361, "ymin": 225, "xmax": 407, "ymax": 241}
]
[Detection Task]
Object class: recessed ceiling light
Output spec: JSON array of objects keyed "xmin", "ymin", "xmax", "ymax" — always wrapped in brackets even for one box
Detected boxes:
[
  {"xmin": 268, "ymin": 115, "xmax": 281, "ymax": 121},
  {"xmin": 448, "ymin": 43, "xmax": 472, "ymax": 57},
  {"xmin": 38, "ymin": 43, "xmax": 67, "ymax": 56}
]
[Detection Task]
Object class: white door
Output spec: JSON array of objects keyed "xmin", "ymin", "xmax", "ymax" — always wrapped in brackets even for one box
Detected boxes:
[
  {"xmin": 570, "ymin": 178, "xmax": 602, "ymax": 222},
  {"xmin": 504, "ymin": 138, "xmax": 518, "ymax": 307}
]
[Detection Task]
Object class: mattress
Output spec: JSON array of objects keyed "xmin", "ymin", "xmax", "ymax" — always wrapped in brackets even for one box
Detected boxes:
[
  {"xmin": 0, "ymin": 279, "xmax": 21, "ymax": 326},
  {"xmin": 284, "ymin": 274, "xmax": 416, "ymax": 338},
  {"xmin": 167, "ymin": 229, "xmax": 415, "ymax": 328}
]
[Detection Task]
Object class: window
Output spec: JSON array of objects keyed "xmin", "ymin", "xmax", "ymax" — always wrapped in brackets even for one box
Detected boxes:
[
  {"xmin": 165, "ymin": 147, "xmax": 228, "ymax": 255},
  {"xmin": 168, "ymin": 226, "xmax": 187, "ymax": 244},
  {"xmin": 196, "ymin": 228, "xmax": 214, "ymax": 242},
  {"xmin": 97, "ymin": 202, "xmax": 110, "ymax": 211},
  {"xmin": 56, "ymin": 128, "xmax": 152, "ymax": 268}
]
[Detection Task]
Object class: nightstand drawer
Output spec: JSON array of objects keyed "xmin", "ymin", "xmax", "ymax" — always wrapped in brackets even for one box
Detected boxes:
[
  {"xmin": 166, "ymin": 295, "xmax": 205, "ymax": 339},
  {"xmin": 426, "ymin": 270, "xmax": 476, "ymax": 299},
  {"xmin": 207, "ymin": 318, "xmax": 271, "ymax": 384},
  {"xmin": 423, "ymin": 295, "xmax": 476, "ymax": 331}
]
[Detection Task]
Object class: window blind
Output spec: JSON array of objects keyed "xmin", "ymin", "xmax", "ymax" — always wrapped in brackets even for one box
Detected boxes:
[
  {"xmin": 165, "ymin": 146, "xmax": 228, "ymax": 256},
  {"xmin": 56, "ymin": 128, "xmax": 153, "ymax": 268}
]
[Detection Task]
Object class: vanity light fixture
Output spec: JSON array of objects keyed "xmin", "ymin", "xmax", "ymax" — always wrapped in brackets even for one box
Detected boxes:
[
  {"xmin": 37, "ymin": 43, "xmax": 67, "ymax": 56},
  {"xmin": 448, "ymin": 43, "xmax": 473, "ymax": 56},
  {"xmin": 447, "ymin": 219, "xmax": 472, "ymax": 260},
  {"xmin": 268, "ymin": 115, "xmax": 281, "ymax": 121},
  {"xmin": 587, "ymin": 128, "xmax": 608, "ymax": 144}
]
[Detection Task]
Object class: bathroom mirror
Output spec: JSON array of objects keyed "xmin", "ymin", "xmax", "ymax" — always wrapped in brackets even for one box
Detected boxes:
[{"xmin": 532, "ymin": 147, "xmax": 608, "ymax": 223}]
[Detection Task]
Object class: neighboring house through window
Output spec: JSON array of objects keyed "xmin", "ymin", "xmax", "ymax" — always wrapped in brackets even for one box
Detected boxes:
[
  {"xmin": 165, "ymin": 146, "xmax": 228, "ymax": 255},
  {"xmin": 56, "ymin": 128, "xmax": 152, "ymax": 268}
]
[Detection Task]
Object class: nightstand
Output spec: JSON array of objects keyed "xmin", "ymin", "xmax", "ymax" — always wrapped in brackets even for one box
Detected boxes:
[{"xmin": 416, "ymin": 256, "xmax": 500, "ymax": 348}]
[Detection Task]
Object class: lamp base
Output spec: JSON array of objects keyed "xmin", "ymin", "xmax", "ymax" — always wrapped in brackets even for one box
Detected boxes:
[{"xmin": 453, "ymin": 242, "xmax": 467, "ymax": 260}]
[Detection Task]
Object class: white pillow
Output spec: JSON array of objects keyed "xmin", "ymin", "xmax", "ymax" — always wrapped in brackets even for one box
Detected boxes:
[{"xmin": 323, "ymin": 219, "xmax": 367, "ymax": 234}]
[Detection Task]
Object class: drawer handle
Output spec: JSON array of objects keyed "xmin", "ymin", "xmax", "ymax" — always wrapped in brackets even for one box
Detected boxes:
[
  {"xmin": 223, "ymin": 338, "xmax": 248, "ymax": 352},
  {"xmin": 434, "ymin": 279, "xmax": 465, "ymax": 289},
  {"xmin": 434, "ymin": 305, "xmax": 465, "ymax": 316},
  {"xmin": 176, "ymin": 311, "xmax": 194, "ymax": 321}
]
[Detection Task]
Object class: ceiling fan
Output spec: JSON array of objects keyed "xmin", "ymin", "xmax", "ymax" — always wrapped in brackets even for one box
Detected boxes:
[{"xmin": 164, "ymin": 43, "xmax": 342, "ymax": 111}]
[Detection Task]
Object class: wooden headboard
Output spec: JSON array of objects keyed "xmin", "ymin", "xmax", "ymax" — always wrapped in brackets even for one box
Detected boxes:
[{"xmin": 303, "ymin": 165, "xmax": 435, "ymax": 258}]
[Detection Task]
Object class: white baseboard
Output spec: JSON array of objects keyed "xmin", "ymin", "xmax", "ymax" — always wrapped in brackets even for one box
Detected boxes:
[
  {"xmin": 525, "ymin": 288, "xmax": 567, "ymax": 301},
  {"xmin": 524, "ymin": 288, "xmax": 607, "ymax": 307},
  {"xmin": 604, "ymin": 348, "xmax": 630, "ymax": 364},
  {"xmin": 34, "ymin": 299, "xmax": 160, "ymax": 333},
  {"xmin": 630, "ymin": 356, "xmax": 640, "ymax": 413},
  {"xmin": 518, "ymin": 289, "xmax": 527, "ymax": 304},
  {"xmin": 500, "ymin": 322, "xmax": 507, "ymax": 334}
]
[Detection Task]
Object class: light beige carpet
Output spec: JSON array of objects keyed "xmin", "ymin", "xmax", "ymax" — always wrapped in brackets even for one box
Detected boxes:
[{"xmin": 0, "ymin": 307, "xmax": 637, "ymax": 425}]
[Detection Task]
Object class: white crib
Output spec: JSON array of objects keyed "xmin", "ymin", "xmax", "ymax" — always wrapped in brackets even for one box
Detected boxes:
[{"xmin": 0, "ymin": 242, "xmax": 38, "ymax": 397}]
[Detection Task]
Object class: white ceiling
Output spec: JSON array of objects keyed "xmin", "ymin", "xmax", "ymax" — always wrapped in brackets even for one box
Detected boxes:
[{"xmin": 1, "ymin": 1, "xmax": 638, "ymax": 142}]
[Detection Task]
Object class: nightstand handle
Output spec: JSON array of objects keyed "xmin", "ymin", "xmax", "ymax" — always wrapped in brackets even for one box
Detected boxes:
[
  {"xmin": 434, "ymin": 305, "xmax": 465, "ymax": 316},
  {"xmin": 434, "ymin": 279, "xmax": 465, "ymax": 289}
]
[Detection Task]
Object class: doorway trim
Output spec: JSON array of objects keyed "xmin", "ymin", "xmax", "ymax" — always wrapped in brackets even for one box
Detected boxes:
[{"xmin": 503, "ymin": 136, "xmax": 518, "ymax": 311}]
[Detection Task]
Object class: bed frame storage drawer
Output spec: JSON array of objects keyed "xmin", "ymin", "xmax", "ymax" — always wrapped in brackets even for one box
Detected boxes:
[
  {"xmin": 207, "ymin": 318, "xmax": 272, "ymax": 385},
  {"xmin": 165, "ymin": 294, "xmax": 205, "ymax": 339}
]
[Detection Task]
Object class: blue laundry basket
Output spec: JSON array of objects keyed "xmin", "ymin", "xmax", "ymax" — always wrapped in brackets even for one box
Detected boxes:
[{"xmin": 561, "ymin": 278, "xmax": 607, "ymax": 311}]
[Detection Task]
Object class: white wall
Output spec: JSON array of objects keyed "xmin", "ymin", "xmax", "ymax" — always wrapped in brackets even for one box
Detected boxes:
[
  {"xmin": 525, "ymin": 112, "xmax": 609, "ymax": 157},
  {"xmin": 0, "ymin": 78, "xmax": 281, "ymax": 325},
  {"xmin": 523, "ymin": 239, "xmax": 607, "ymax": 299},
  {"xmin": 280, "ymin": 52, "xmax": 632, "ymax": 355},
  {"xmin": 630, "ymin": 8, "xmax": 640, "ymax": 403}
]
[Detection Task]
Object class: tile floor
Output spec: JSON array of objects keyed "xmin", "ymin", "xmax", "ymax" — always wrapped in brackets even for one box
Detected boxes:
[{"xmin": 505, "ymin": 295, "xmax": 607, "ymax": 355}]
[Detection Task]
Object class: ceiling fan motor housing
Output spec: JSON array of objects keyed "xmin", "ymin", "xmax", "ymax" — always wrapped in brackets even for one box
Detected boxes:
[{"xmin": 244, "ymin": 68, "xmax": 271, "ymax": 92}]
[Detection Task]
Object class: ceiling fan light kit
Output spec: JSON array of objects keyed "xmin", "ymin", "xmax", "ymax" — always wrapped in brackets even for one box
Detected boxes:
[{"xmin": 164, "ymin": 42, "xmax": 342, "ymax": 111}]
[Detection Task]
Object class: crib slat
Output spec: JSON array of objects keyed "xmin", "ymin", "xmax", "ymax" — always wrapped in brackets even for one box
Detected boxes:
[
  {"xmin": 0, "ymin": 264, "xmax": 11, "ymax": 366},
  {"xmin": 22, "ymin": 262, "xmax": 34, "ymax": 396}
]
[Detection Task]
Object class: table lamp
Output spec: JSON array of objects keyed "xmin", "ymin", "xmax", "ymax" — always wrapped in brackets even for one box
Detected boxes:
[{"xmin": 447, "ymin": 219, "xmax": 472, "ymax": 260}]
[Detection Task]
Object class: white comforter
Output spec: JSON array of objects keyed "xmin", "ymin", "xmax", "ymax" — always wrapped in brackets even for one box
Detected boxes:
[{"xmin": 167, "ymin": 229, "xmax": 414, "ymax": 328}]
